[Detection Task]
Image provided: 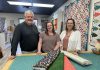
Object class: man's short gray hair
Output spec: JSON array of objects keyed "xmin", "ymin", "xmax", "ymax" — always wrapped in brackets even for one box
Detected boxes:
[{"xmin": 24, "ymin": 10, "xmax": 34, "ymax": 16}]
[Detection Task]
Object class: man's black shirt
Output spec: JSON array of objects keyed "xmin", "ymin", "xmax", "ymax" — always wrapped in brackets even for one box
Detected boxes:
[{"xmin": 11, "ymin": 22, "xmax": 39, "ymax": 55}]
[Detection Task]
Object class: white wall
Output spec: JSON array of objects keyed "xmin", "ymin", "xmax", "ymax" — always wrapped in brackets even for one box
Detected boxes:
[
  {"xmin": 0, "ymin": 13, "xmax": 23, "ymax": 26},
  {"xmin": 48, "ymin": 4, "xmax": 65, "ymax": 34},
  {"xmin": 0, "ymin": 13, "xmax": 49, "ymax": 26},
  {"xmin": 0, "ymin": 13, "xmax": 49, "ymax": 43}
]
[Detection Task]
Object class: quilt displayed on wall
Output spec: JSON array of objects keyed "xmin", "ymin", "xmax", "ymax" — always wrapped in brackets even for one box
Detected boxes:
[
  {"xmin": 64, "ymin": 0, "xmax": 91, "ymax": 50},
  {"xmin": 0, "ymin": 17, "xmax": 5, "ymax": 33},
  {"xmin": 91, "ymin": 2, "xmax": 100, "ymax": 45}
]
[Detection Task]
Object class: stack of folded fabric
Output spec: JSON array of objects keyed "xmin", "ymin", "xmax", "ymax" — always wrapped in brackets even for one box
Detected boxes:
[
  {"xmin": 33, "ymin": 49, "xmax": 60, "ymax": 70},
  {"xmin": 61, "ymin": 50, "xmax": 92, "ymax": 66}
]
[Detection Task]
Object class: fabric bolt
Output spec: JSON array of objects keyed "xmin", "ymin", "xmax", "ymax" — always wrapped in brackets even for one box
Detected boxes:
[
  {"xmin": 33, "ymin": 49, "xmax": 60, "ymax": 70},
  {"xmin": 49, "ymin": 53, "xmax": 64, "ymax": 70},
  {"xmin": 61, "ymin": 51, "xmax": 92, "ymax": 66},
  {"xmin": 71, "ymin": 53, "xmax": 100, "ymax": 70},
  {"xmin": 64, "ymin": 56, "xmax": 76, "ymax": 70}
]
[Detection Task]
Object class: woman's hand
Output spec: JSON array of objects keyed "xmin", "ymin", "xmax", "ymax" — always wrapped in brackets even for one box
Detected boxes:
[
  {"xmin": 37, "ymin": 51, "xmax": 42, "ymax": 55},
  {"xmin": 73, "ymin": 52, "xmax": 78, "ymax": 55}
]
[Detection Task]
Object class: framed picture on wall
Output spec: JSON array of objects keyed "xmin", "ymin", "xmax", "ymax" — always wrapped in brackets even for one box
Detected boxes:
[{"xmin": 0, "ymin": 17, "xmax": 5, "ymax": 33}]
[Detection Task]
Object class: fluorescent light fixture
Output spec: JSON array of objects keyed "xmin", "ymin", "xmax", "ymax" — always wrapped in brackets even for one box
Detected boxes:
[
  {"xmin": 33, "ymin": 3, "xmax": 54, "ymax": 8},
  {"xmin": 7, "ymin": 1, "xmax": 32, "ymax": 6},
  {"xmin": 7, "ymin": 1, "xmax": 54, "ymax": 8}
]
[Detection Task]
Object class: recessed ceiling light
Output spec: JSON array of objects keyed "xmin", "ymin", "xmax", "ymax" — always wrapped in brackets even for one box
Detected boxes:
[
  {"xmin": 7, "ymin": 1, "xmax": 32, "ymax": 6},
  {"xmin": 33, "ymin": 3, "xmax": 54, "ymax": 8},
  {"xmin": 7, "ymin": 1, "xmax": 54, "ymax": 8}
]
